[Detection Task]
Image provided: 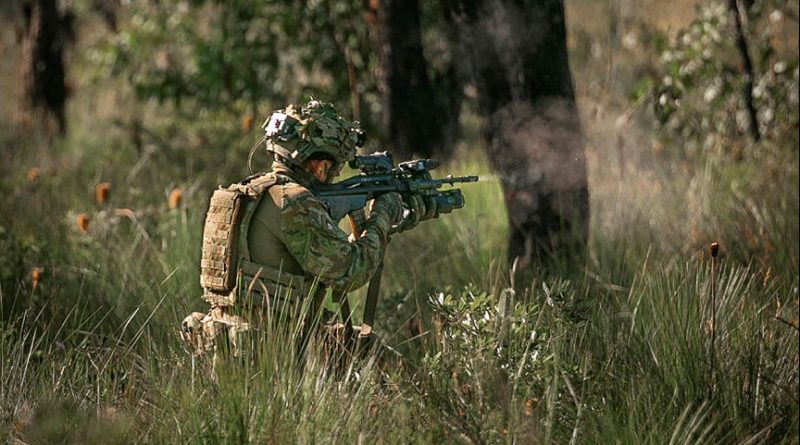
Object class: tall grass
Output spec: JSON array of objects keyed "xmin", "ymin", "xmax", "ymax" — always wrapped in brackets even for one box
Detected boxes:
[{"xmin": 1, "ymin": 122, "xmax": 797, "ymax": 442}]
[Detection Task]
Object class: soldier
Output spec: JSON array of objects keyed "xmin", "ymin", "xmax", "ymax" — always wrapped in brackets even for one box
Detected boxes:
[{"xmin": 184, "ymin": 99, "xmax": 435, "ymax": 359}]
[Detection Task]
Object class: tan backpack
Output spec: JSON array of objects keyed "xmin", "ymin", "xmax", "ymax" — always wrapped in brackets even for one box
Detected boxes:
[
  {"xmin": 180, "ymin": 173, "xmax": 278, "ymax": 357},
  {"xmin": 199, "ymin": 173, "xmax": 279, "ymax": 306}
]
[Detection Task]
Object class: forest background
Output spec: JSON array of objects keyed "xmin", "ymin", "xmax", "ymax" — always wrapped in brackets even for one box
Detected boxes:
[{"xmin": 0, "ymin": 0, "xmax": 798, "ymax": 443}]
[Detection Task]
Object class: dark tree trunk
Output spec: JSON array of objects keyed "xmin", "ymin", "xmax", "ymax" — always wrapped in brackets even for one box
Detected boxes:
[
  {"xmin": 446, "ymin": 0, "xmax": 589, "ymax": 271},
  {"xmin": 377, "ymin": 0, "xmax": 460, "ymax": 160},
  {"xmin": 20, "ymin": 0, "xmax": 73, "ymax": 135}
]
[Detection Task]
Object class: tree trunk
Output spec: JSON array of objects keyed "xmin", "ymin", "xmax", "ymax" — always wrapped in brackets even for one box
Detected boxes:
[
  {"xmin": 377, "ymin": 0, "xmax": 460, "ymax": 160},
  {"xmin": 447, "ymin": 0, "xmax": 589, "ymax": 272},
  {"xmin": 20, "ymin": 0, "xmax": 72, "ymax": 135}
]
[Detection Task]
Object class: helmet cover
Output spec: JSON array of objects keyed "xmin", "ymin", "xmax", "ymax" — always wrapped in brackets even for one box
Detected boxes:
[{"xmin": 262, "ymin": 99, "xmax": 365, "ymax": 169}]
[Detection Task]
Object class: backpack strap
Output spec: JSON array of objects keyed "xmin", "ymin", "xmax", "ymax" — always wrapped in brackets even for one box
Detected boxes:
[{"xmin": 234, "ymin": 173, "xmax": 285, "ymax": 263}]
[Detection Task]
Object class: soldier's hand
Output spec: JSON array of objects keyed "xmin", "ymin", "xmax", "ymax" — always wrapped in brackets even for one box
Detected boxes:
[
  {"xmin": 371, "ymin": 192, "xmax": 403, "ymax": 225},
  {"xmin": 399, "ymin": 193, "xmax": 438, "ymax": 231},
  {"xmin": 414, "ymin": 193, "xmax": 439, "ymax": 221}
]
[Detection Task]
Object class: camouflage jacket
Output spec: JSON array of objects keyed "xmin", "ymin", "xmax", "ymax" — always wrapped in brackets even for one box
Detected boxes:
[{"xmin": 244, "ymin": 161, "xmax": 394, "ymax": 304}]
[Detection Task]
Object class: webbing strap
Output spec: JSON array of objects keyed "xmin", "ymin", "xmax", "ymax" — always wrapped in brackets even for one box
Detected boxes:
[{"xmin": 239, "ymin": 259, "xmax": 306, "ymax": 292}]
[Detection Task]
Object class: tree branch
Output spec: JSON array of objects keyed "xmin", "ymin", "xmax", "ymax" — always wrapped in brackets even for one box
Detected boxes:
[{"xmin": 728, "ymin": 0, "xmax": 761, "ymax": 142}]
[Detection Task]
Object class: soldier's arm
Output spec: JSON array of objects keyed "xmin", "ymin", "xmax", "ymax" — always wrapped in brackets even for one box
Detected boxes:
[{"xmin": 278, "ymin": 192, "xmax": 392, "ymax": 292}]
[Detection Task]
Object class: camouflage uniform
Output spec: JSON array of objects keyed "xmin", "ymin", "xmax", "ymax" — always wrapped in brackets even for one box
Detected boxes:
[
  {"xmin": 244, "ymin": 159, "xmax": 398, "ymax": 312},
  {"xmin": 184, "ymin": 100, "xmax": 401, "ymax": 357}
]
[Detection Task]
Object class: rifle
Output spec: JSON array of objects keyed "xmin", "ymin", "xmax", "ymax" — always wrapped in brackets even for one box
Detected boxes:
[
  {"xmin": 313, "ymin": 152, "xmax": 478, "ymax": 342},
  {"xmin": 315, "ymin": 152, "xmax": 478, "ymax": 222}
]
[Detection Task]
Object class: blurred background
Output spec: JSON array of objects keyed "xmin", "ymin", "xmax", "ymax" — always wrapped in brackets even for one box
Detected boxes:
[{"xmin": 0, "ymin": 1, "xmax": 798, "ymax": 443}]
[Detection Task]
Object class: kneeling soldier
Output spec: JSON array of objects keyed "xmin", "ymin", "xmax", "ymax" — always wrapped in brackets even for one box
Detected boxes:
[{"xmin": 184, "ymin": 99, "xmax": 432, "ymax": 361}]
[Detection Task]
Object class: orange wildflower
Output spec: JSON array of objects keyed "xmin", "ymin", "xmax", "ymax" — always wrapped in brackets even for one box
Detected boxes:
[
  {"xmin": 95, "ymin": 182, "xmax": 111, "ymax": 205},
  {"xmin": 168, "ymin": 188, "xmax": 183, "ymax": 209},
  {"xmin": 27, "ymin": 167, "xmax": 41, "ymax": 182},
  {"xmin": 76, "ymin": 213, "xmax": 90, "ymax": 233},
  {"xmin": 31, "ymin": 267, "xmax": 44, "ymax": 290},
  {"xmin": 241, "ymin": 114, "xmax": 254, "ymax": 133},
  {"xmin": 524, "ymin": 398, "xmax": 538, "ymax": 417},
  {"xmin": 710, "ymin": 242, "xmax": 720, "ymax": 257}
]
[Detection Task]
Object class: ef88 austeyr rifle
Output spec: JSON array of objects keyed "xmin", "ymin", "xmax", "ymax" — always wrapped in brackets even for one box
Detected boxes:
[
  {"xmin": 315, "ymin": 151, "xmax": 479, "ymax": 227},
  {"xmin": 313, "ymin": 151, "xmax": 478, "ymax": 340}
]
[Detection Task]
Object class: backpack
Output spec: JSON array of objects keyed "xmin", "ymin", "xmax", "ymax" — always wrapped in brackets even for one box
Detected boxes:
[
  {"xmin": 199, "ymin": 173, "xmax": 279, "ymax": 306},
  {"xmin": 180, "ymin": 173, "xmax": 279, "ymax": 357}
]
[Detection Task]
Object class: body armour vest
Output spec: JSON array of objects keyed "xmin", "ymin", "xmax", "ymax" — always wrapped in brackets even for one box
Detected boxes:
[{"xmin": 200, "ymin": 172, "xmax": 309, "ymax": 307}]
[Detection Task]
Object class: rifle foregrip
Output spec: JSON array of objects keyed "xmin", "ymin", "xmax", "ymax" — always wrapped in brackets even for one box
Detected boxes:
[{"xmin": 434, "ymin": 189, "xmax": 466, "ymax": 214}]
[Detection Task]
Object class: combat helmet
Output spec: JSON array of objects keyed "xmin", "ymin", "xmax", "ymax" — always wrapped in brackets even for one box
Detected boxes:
[{"xmin": 262, "ymin": 99, "xmax": 365, "ymax": 174}]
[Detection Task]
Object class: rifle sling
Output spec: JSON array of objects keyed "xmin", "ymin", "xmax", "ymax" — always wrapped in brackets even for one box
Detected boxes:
[
  {"xmin": 344, "ymin": 208, "xmax": 385, "ymax": 337},
  {"xmin": 360, "ymin": 260, "xmax": 383, "ymax": 336}
]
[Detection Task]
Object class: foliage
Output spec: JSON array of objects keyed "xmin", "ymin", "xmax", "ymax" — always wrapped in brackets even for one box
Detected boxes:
[
  {"xmin": 636, "ymin": 1, "xmax": 799, "ymax": 160},
  {"xmin": 0, "ymin": 226, "xmax": 27, "ymax": 294},
  {"xmin": 416, "ymin": 281, "xmax": 589, "ymax": 443},
  {"xmin": 86, "ymin": 0, "xmax": 380, "ymax": 129}
]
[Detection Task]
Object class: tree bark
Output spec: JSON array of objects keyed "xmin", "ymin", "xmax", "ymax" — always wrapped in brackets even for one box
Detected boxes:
[
  {"xmin": 446, "ymin": 0, "xmax": 589, "ymax": 271},
  {"xmin": 20, "ymin": 0, "xmax": 73, "ymax": 135},
  {"xmin": 377, "ymin": 0, "xmax": 460, "ymax": 160}
]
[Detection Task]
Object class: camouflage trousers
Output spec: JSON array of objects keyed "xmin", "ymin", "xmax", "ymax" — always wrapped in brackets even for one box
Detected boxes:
[{"xmin": 180, "ymin": 298, "xmax": 383, "ymax": 378}]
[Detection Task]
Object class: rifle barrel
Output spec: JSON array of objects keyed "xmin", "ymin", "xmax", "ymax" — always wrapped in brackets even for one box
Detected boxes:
[{"xmin": 442, "ymin": 175, "xmax": 479, "ymax": 184}]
